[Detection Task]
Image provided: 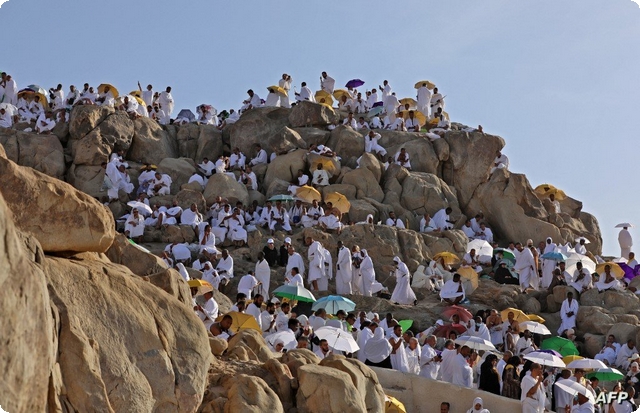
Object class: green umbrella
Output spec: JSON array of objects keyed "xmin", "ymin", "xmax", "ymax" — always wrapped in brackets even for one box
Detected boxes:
[
  {"xmin": 273, "ymin": 285, "xmax": 317, "ymax": 303},
  {"xmin": 586, "ymin": 367, "xmax": 625, "ymax": 382},
  {"xmin": 493, "ymin": 248, "xmax": 516, "ymax": 261},
  {"xmin": 268, "ymin": 194, "xmax": 294, "ymax": 202},
  {"xmin": 541, "ymin": 336, "xmax": 579, "ymax": 357},
  {"xmin": 398, "ymin": 320, "xmax": 413, "ymax": 332}
]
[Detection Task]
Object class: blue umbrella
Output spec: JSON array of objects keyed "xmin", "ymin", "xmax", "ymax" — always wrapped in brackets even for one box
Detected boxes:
[
  {"xmin": 345, "ymin": 79, "xmax": 365, "ymax": 89},
  {"xmin": 311, "ymin": 295, "xmax": 356, "ymax": 314},
  {"xmin": 177, "ymin": 109, "xmax": 195, "ymax": 121},
  {"xmin": 366, "ymin": 107, "xmax": 384, "ymax": 117},
  {"xmin": 540, "ymin": 251, "xmax": 568, "ymax": 261}
]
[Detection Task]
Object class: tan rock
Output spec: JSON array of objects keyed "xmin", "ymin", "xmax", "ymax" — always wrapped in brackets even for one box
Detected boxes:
[
  {"xmin": 227, "ymin": 329, "xmax": 274, "ymax": 363},
  {"xmin": 358, "ymin": 152, "xmax": 383, "ymax": 183},
  {"xmin": 400, "ymin": 172, "xmax": 460, "ymax": 217},
  {"xmin": 146, "ymin": 268, "xmax": 192, "ymax": 306},
  {"xmin": 0, "ymin": 128, "xmax": 65, "ymax": 179},
  {"xmin": 607, "ymin": 323, "xmax": 640, "ymax": 344},
  {"xmin": 553, "ymin": 285, "xmax": 578, "ymax": 304},
  {"xmin": 227, "ymin": 107, "xmax": 292, "ymax": 155},
  {"xmin": 322, "ymin": 184, "xmax": 357, "ymax": 200},
  {"xmin": 204, "ymin": 173, "xmax": 249, "ymax": 206},
  {"xmin": 66, "ymin": 164, "xmax": 106, "ymax": 199},
  {"xmin": 106, "ymin": 233, "xmax": 168, "ymax": 276},
  {"xmin": 293, "ymin": 127, "xmax": 331, "ymax": 148},
  {"xmin": 157, "ymin": 157, "xmax": 197, "ymax": 194},
  {"xmin": 223, "ymin": 374, "xmax": 284, "ymax": 413},
  {"xmin": 196, "ymin": 125, "xmax": 224, "ymax": 163},
  {"xmin": 173, "ymin": 123, "xmax": 200, "ymax": 159},
  {"xmin": 264, "ymin": 149, "xmax": 307, "ymax": 191},
  {"xmin": 576, "ymin": 306, "xmax": 615, "ymax": 335},
  {"xmin": 69, "ymin": 105, "xmax": 114, "ymax": 140},
  {"xmin": 341, "ymin": 168, "xmax": 384, "ymax": 202},
  {"xmin": 296, "ymin": 364, "xmax": 367, "ymax": 413},
  {"xmin": 326, "ymin": 126, "xmax": 365, "ymax": 160},
  {"xmin": 129, "ymin": 117, "xmax": 178, "ymax": 164},
  {"xmin": 209, "ymin": 337, "xmax": 228, "ymax": 357},
  {"xmin": 583, "ymin": 333, "xmax": 606, "ymax": 358},
  {"xmin": 289, "ymin": 101, "xmax": 339, "ymax": 127},
  {"xmin": 280, "ymin": 349, "xmax": 321, "ymax": 378},
  {"xmin": 0, "ymin": 157, "xmax": 115, "ymax": 253},
  {"xmin": 348, "ymin": 200, "xmax": 378, "ymax": 224},
  {"xmin": 263, "ymin": 358, "xmax": 296, "ymax": 411},
  {"xmin": 386, "ymin": 138, "xmax": 441, "ymax": 175},
  {"xmin": 174, "ymin": 189, "xmax": 207, "ymax": 214}
]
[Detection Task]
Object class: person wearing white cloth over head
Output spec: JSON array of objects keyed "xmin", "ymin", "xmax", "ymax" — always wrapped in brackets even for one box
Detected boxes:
[
  {"xmin": 390, "ymin": 256, "xmax": 417, "ymax": 305},
  {"xmin": 254, "ymin": 252, "xmax": 271, "ymax": 297},
  {"xmin": 520, "ymin": 363, "xmax": 546, "ymax": 413},
  {"xmin": 619, "ymin": 225, "xmax": 633, "ymax": 260},
  {"xmin": 541, "ymin": 237, "xmax": 557, "ymax": 289},
  {"xmin": 558, "ymin": 291, "xmax": 579, "ymax": 335},
  {"xmin": 466, "ymin": 397, "xmax": 490, "ymax": 413},
  {"xmin": 336, "ymin": 241, "xmax": 353, "ymax": 295},
  {"xmin": 515, "ymin": 242, "xmax": 537, "ymax": 292}
]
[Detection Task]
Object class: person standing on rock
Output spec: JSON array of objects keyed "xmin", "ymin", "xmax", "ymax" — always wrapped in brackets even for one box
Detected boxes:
[
  {"xmin": 419, "ymin": 335, "xmax": 442, "ymax": 379},
  {"xmin": 359, "ymin": 249, "xmax": 376, "ymax": 297},
  {"xmin": 255, "ymin": 252, "xmax": 271, "ymax": 297},
  {"xmin": 306, "ymin": 237, "xmax": 326, "ymax": 291},
  {"xmin": 285, "ymin": 246, "xmax": 305, "ymax": 281},
  {"xmin": 390, "ymin": 256, "xmax": 417, "ymax": 306},
  {"xmin": 320, "ymin": 71, "xmax": 335, "ymax": 93},
  {"xmin": 540, "ymin": 237, "xmax": 557, "ymax": 289},
  {"xmin": 619, "ymin": 225, "xmax": 633, "ymax": 260},
  {"xmin": 156, "ymin": 86, "xmax": 174, "ymax": 117},
  {"xmin": 514, "ymin": 242, "xmax": 536, "ymax": 292},
  {"xmin": 278, "ymin": 74, "xmax": 291, "ymax": 108},
  {"xmin": 336, "ymin": 241, "xmax": 353, "ymax": 295},
  {"xmin": 430, "ymin": 87, "xmax": 445, "ymax": 114}
]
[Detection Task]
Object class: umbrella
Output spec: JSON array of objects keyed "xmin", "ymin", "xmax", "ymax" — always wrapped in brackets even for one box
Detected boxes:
[
  {"xmin": 366, "ymin": 107, "xmax": 384, "ymax": 118},
  {"xmin": 442, "ymin": 305, "xmax": 474, "ymax": 323},
  {"xmin": 555, "ymin": 379, "xmax": 595, "ymax": 402},
  {"xmin": 222, "ymin": 311, "xmax": 262, "ymax": 333},
  {"xmin": 385, "ymin": 395, "xmax": 407, "ymax": 413},
  {"xmin": 493, "ymin": 247, "xmax": 516, "ymax": 261},
  {"xmin": 454, "ymin": 336, "xmax": 496, "ymax": 351},
  {"xmin": 315, "ymin": 90, "xmax": 334, "ymax": 106},
  {"xmin": 17, "ymin": 88, "xmax": 35, "ymax": 98},
  {"xmin": 309, "ymin": 156, "xmax": 338, "ymax": 175},
  {"xmin": 98, "ymin": 83, "xmax": 119, "ymax": 98},
  {"xmin": 332, "ymin": 89, "xmax": 351, "ymax": 101},
  {"xmin": 399, "ymin": 110, "xmax": 427, "ymax": 126},
  {"xmin": 500, "ymin": 308, "xmax": 529, "ymax": 324},
  {"xmin": 534, "ymin": 184, "xmax": 567, "ymax": 201},
  {"xmin": 524, "ymin": 351, "xmax": 566, "ymax": 368},
  {"xmin": 467, "ymin": 239, "xmax": 493, "ymax": 263},
  {"xmin": 273, "ymin": 284, "xmax": 316, "ymax": 303},
  {"xmin": 567, "ymin": 358, "xmax": 607, "ymax": 370},
  {"xmin": 128, "ymin": 238, "xmax": 151, "ymax": 253},
  {"xmin": 541, "ymin": 336, "xmax": 579, "ymax": 357},
  {"xmin": 314, "ymin": 326, "xmax": 359, "ymax": 353},
  {"xmin": 537, "ymin": 349, "xmax": 562, "ymax": 357},
  {"xmin": 126, "ymin": 201, "xmax": 153, "ymax": 216},
  {"xmin": 595, "ymin": 262, "xmax": 625, "ymax": 279},
  {"xmin": 456, "ymin": 266, "xmax": 479, "ymax": 290},
  {"xmin": 563, "ymin": 355, "xmax": 584, "ymax": 365},
  {"xmin": 324, "ymin": 192, "xmax": 351, "ymax": 213},
  {"xmin": 615, "ymin": 223, "xmax": 634, "ymax": 228},
  {"xmin": 187, "ymin": 279, "xmax": 213, "ymax": 296},
  {"xmin": 0, "ymin": 103, "xmax": 18, "ymax": 116},
  {"xmin": 26, "ymin": 84, "xmax": 47, "ymax": 96},
  {"xmin": 565, "ymin": 253, "xmax": 597, "ymax": 275},
  {"xmin": 619, "ymin": 262, "xmax": 640, "ymax": 282},
  {"xmin": 399, "ymin": 98, "xmax": 418, "ymax": 107},
  {"xmin": 585, "ymin": 367, "xmax": 625, "ymax": 382},
  {"xmin": 129, "ymin": 90, "xmax": 142, "ymax": 99},
  {"xmin": 267, "ymin": 330, "xmax": 297, "ymax": 350},
  {"xmin": 519, "ymin": 321, "xmax": 551, "ymax": 335},
  {"xmin": 130, "ymin": 95, "xmax": 145, "ymax": 106},
  {"xmin": 176, "ymin": 109, "xmax": 195, "ymax": 121},
  {"xmin": 311, "ymin": 295, "xmax": 356, "ymax": 314},
  {"xmin": 575, "ymin": 237, "xmax": 591, "ymax": 244},
  {"xmin": 345, "ymin": 79, "xmax": 365, "ymax": 89},
  {"xmin": 295, "ymin": 185, "xmax": 321, "ymax": 204},
  {"xmin": 267, "ymin": 85, "xmax": 288, "ymax": 97},
  {"xmin": 18, "ymin": 89, "xmax": 49, "ymax": 109},
  {"xmin": 268, "ymin": 194, "xmax": 294, "ymax": 202},
  {"xmin": 432, "ymin": 252, "xmax": 460, "ymax": 266},
  {"xmin": 527, "ymin": 314, "xmax": 546, "ymax": 323},
  {"xmin": 540, "ymin": 251, "xmax": 568, "ymax": 261},
  {"xmin": 433, "ymin": 323, "xmax": 467, "ymax": 338},
  {"xmin": 398, "ymin": 320, "xmax": 413, "ymax": 332},
  {"xmin": 414, "ymin": 80, "xmax": 436, "ymax": 90}
]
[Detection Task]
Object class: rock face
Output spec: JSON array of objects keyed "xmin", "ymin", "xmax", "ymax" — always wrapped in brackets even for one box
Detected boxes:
[
  {"xmin": 0, "ymin": 128, "xmax": 65, "ymax": 179},
  {"xmin": 0, "ymin": 156, "xmax": 115, "ymax": 253},
  {"xmin": 129, "ymin": 117, "xmax": 178, "ymax": 164},
  {"xmin": 106, "ymin": 233, "xmax": 168, "ymax": 276},
  {"xmin": 223, "ymin": 374, "xmax": 284, "ymax": 413},
  {"xmin": 228, "ymin": 107, "xmax": 292, "ymax": 155},
  {"xmin": 296, "ymin": 364, "xmax": 367, "ymax": 413},
  {"xmin": 289, "ymin": 101, "xmax": 339, "ymax": 128},
  {"xmin": 203, "ymin": 173, "xmax": 249, "ymax": 206}
]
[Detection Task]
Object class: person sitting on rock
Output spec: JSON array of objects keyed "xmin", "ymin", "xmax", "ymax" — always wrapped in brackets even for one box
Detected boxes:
[
  {"xmin": 595, "ymin": 265, "xmax": 624, "ymax": 292},
  {"xmin": 490, "ymin": 150, "xmax": 510, "ymax": 174},
  {"xmin": 147, "ymin": 172, "xmax": 172, "ymax": 196},
  {"xmin": 0, "ymin": 107, "xmax": 13, "ymax": 128},
  {"xmin": 181, "ymin": 203, "xmax": 204, "ymax": 231},
  {"xmin": 494, "ymin": 261, "xmax": 519, "ymax": 285},
  {"xmin": 165, "ymin": 241, "xmax": 191, "ymax": 266},
  {"xmin": 302, "ymin": 199, "xmax": 323, "ymax": 228},
  {"xmin": 430, "ymin": 108, "xmax": 450, "ymax": 135},
  {"xmin": 420, "ymin": 213, "xmax": 440, "ymax": 233},
  {"xmin": 364, "ymin": 130, "xmax": 387, "ymax": 158},
  {"xmin": 229, "ymin": 147, "xmax": 246, "ymax": 170},
  {"xmin": 289, "ymin": 199, "xmax": 304, "ymax": 227},
  {"xmin": 287, "ymin": 169, "xmax": 310, "ymax": 195},
  {"xmin": 477, "ymin": 223, "xmax": 494, "ymax": 243},
  {"xmin": 249, "ymin": 143, "xmax": 268, "ymax": 166},
  {"xmin": 210, "ymin": 314, "xmax": 233, "ymax": 340},
  {"xmin": 35, "ymin": 111, "xmax": 56, "ymax": 134},
  {"xmin": 318, "ymin": 208, "xmax": 343, "ymax": 235},
  {"xmin": 124, "ymin": 208, "xmax": 145, "ymax": 242},
  {"xmin": 238, "ymin": 165, "xmax": 258, "ymax": 191},
  {"xmin": 311, "ymin": 163, "xmax": 330, "ymax": 187},
  {"xmin": 569, "ymin": 261, "xmax": 593, "ymax": 293},
  {"xmin": 388, "ymin": 114, "xmax": 406, "ymax": 131},
  {"xmin": 405, "ymin": 110, "xmax": 421, "ymax": 132},
  {"xmin": 355, "ymin": 116, "xmax": 369, "ymax": 131},
  {"xmin": 440, "ymin": 273, "xmax": 466, "ymax": 305},
  {"xmin": 342, "ymin": 111, "xmax": 357, "ymax": 129},
  {"xmin": 187, "ymin": 172, "xmax": 206, "ymax": 189},
  {"xmin": 594, "ymin": 335, "xmax": 621, "ymax": 366},
  {"xmin": 432, "ymin": 207, "xmax": 454, "ymax": 231},
  {"xmin": 463, "ymin": 249, "xmax": 483, "ymax": 273},
  {"xmin": 385, "ymin": 211, "xmax": 406, "ymax": 229},
  {"xmin": 240, "ymin": 89, "xmax": 262, "ymax": 112},
  {"xmin": 394, "ymin": 148, "xmax": 412, "ymax": 170},
  {"xmin": 462, "ymin": 220, "xmax": 476, "ymax": 239}
]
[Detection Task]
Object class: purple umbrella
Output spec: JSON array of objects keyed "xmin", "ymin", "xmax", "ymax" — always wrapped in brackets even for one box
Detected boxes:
[
  {"xmin": 345, "ymin": 79, "xmax": 365, "ymax": 89},
  {"xmin": 618, "ymin": 262, "xmax": 640, "ymax": 281},
  {"xmin": 538, "ymin": 349, "xmax": 562, "ymax": 358},
  {"xmin": 372, "ymin": 101, "xmax": 384, "ymax": 108}
]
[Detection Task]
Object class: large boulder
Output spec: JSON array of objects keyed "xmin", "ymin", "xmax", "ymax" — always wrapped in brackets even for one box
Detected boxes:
[
  {"xmin": 105, "ymin": 233, "xmax": 168, "ymax": 276},
  {"xmin": 358, "ymin": 152, "xmax": 383, "ymax": 183},
  {"xmin": 69, "ymin": 105, "xmax": 114, "ymax": 140},
  {"xmin": 348, "ymin": 200, "xmax": 378, "ymax": 224},
  {"xmin": 227, "ymin": 329, "xmax": 274, "ymax": 363},
  {"xmin": 289, "ymin": 101, "xmax": 339, "ymax": 127},
  {"xmin": 0, "ymin": 193, "xmax": 54, "ymax": 413},
  {"xmin": 386, "ymin": 138, "xmax": 441, "ymax": 175},
  {"xmin": 0, "ymin": 128, "xmax": 65, "ymax": 179},
  {"xmin": 129, "ymin": 117, "xmax": 178, "ymax": 164},
  {"xmin": 223, "ymin": 374, "xmax": 284, "ymax": 413},
  {"xmin": 174, "ymin": 189, "xmax": 207, "ymax": 213},
  {"xmin": 296, "ymin": 364, "xmax": 367, "ymax": 413},
  {"xmin": 341, "ymin": 168, "xmax": 384, "ymax": 202},
  {"xmin": 326, "ymin": 126, "xmax": 365, "ymax": 161},
  {"xmin": 45, "ymin": 254, "xmax": 210, "ymax": 413},
  {"xmin": 157, "ymin": 157, "xmax": 197, "ymax": 194},
  {"xmin": 293, "ymin": 127, "xmax": 331, "ymax": 148},
  {"xmin": 607, "ymin": 323, "xmax": 640, "ymax": 345},
  {"xmin": 196, "ymin": 126, "xmax": 224, "ymax": 163},
  {"xmin": 400, "ymin": 172, "xmax": 461, "ymax": 217},
  {"xmin": 576, "ymin": 306, "xmax": 616, "ymax": 335},
  {"xmin": 203, "ymin": 173, "xmax": 249, "ymax": 206},
  {"xmin": 264, "ymin": 149, "xmax": 307, "ymax": 191},
  {"xmin": 67, "ymin": 165, "xmax": 106, "ymax": 199},
  {"xmin": 172, "ymin": 123, "xmax": 200, "ymax": 159},
  {"xmin": 0, "ymin": 157, "xmax": 115, "ymax": 253},
  {"xmin": 227, "ymin": 107, "xmax": 292, "ymax": 155},
  {"xmin": 71, "ymin": 110, "xmax": 136, "ymax": 166}
]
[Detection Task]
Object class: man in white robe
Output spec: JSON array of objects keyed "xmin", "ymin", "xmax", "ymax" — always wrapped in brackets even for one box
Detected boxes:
[
  {"xmin": 432, "ymin": 207, "xmax": 454, "ymax": 231},
  {"xmin": 416, "ymin": 84, "xmax": 432, "ymax": 117},
  {"xmin": 285, "ymin": 246, "xmax": 305, "ymax": 280},
  {"xmin": 254, "ymin": 252, "xmax": 271, "ymax": 297},
  {"xmin": 245, "ymin": 294, "xmax": 263, "ymax": 329},
  {"xmin": 35, "ymin": 112, "xmax": 56, "ymax": 134},
  {"xmin": 615, "ymin": 340, "xmax": 637, "ymax": 370},
  {"xmin": 384, "ymin": 93, "xmax": 400, "ymax": 117},
  {"xmin": 195, "ymin": 291, "xmax": 219, "ymax": 330},
  {"xmin": 569, "ymin": 262, "xmax": 593, "ymax": 293},
  {"xmin": 359, "ymin": 249, "xmax": 376, "ymax": 297},
  {"xmin": 440, "ymin": 273, "xmax": 465, "ymax": 305},
  {"xmin": 139, "ymin": 83, "xmax": 154, "ymax": 108},
  {"xmin": 260, "ymin": 301, "xmax": 277, "ymax": 336},
  {"xmin": 336, "ymin": 241, "xmax": 353, "ymax": 295},
  {"xmin": 462, "ymin": 220, "xmax": 476, "ymax": 239},
  {"xmin": 181, "ymin": 204, "xmax": 204, "ymax": 229},
  {"xmin": 385, "ymin": 211, "xmax": 405, "ymax": 229},
  {"xmin": 364, "ymin": 131, "xmax": 387, "ymax": 157},
  {"xmin": 157, "ymin": 87, "xmax": 174, "ymax": 117},
  {"xmin": 311, "ymin": 163, "xmax": 330, "ymax": 187},
  {"xmin": 379, "ymin": 80, "xmax": 392, "ymax": 101},
  {"xmin": 619, "ymin": 226, "xmax": 633, "ymax": 260},
  {"xmin": 265, "ymin": 88, "xmax": 281, "ymax": 107},
  {"xmin": 229, "ymin": 148, "xmax": 246, "ymax": 170},
  {"xmin": 147, "ymin": 172, "xmax": 172, "ymax": 196},
  {"xmin": 558, "ymin": 292, "xmax": 579, "ymax": 335},
  {"xmin": 3, "ymin": 74, "xmax": 18, "ymax": 105},
  {"xmin": 306, "ymin": 237, "xmax": 326, "ymax": 291},
  {"xmin": 249, "ymin": 144, "xmax": 268, "ymax": 166},
  {"xmin": 595, "ymin": 266, "xmax": 624, "ymax": 292},
  {"xmin": 187, "ymin": 172, "xmax": 205, "ymax": 189},
  {"xmin": 419, "ymin": 335, "xmax": 441, "ymax": 379},
  {"xmin": 278, "ymin": 74, "xmax": 291, "ymax": 108},
  {"xmin": 0, "ymin": 108, "xmax": 13, "ymax": 128},
  {"xmin": 49, "ymin": 84, "xmax": 65, "ymax": 110},
  {"xmin": 394, "ymin": 148, "xmax": 411, "ymax": 169},
  {"xmin": 124, "ymin": 209, "xmax": 145, "ymax": 240},
  {"xmin": 285, "ymin": 267, "xmax": 304, "ymax": 286},
  {"xmin": 515, "ymin": 242, "xmax": 537, "ymax": 291},
  {"xmin": 390, "ymin": 256, "xmax": 417, "ymax": 305},
  {"xmin": 520, "ymin": 363, "xmax": 546, "ymax": 413},
  {"xmin": 540, "ymin": 237, "xmax": 557, "ymax": 289},
  {"xmin": 294, "ymin": 82, "xmax": 314, "ymax": 102},
  {"xmin": 594, "ymin": 335, "xmax": 620, "ymax": 366},
  {"xmin": 238, "ymin": 166, "xmax": 258, "ymax": 191},
  {"xmin": 429, "ymin": 87, "xmax": 445, "ymax": 114},
  {"xmin": 490, "ymin": 150, "xmax": 510, "ymax": 174},
  {"xmin": 452, "ymin": 346, "xmax": 473, "ymax": 388},
  {"xmin": 216, "ymin": 249, "xmax": 234, "ymax": 280},
  {"xmin": 420, "ymin": 214, "xmax": 439, "ymax": 233},
  {"xmin": 198, "ymin": 158, "xmax": 216, "ymax": 177},
  {"xmin": 238, "ymin": 273, "xmax": 260, "ymax": 300},
  {"xmin": 320, "ymin": 72, "xmax": 335, "ymax": 93}
]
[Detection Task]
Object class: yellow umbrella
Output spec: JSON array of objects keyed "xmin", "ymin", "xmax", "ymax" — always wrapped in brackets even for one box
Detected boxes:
[
  {"xmin": 456, "ymin": 266, "xmax": 479, "ymax": 289},
  {"xmin": 399, "ymin": 98, "xmax": 418, "ymax": 107},
  {"xmin": 295, "ymin": 185, "xmax": 322, "ymax": 203},
  {"xmin": 129, "ymin": 90, "xmax": 142, "ymax": 99},
  {"xmin": 187, "ymin": 279, "xmax": 213, "ymax": 296},
  {"xmin": 315, "ymin": 90, "xmax": 334, "ymax": 106},
  {"xmin": 132, "ymin": 96, "xmax": 145, "ymax": 106},
  {"xmin": 500, "ymin": 308, "xmax": 530, "ymax": 324},
  {"xmin": 17, "ymin": 89, "xmax": 35, "ymax": 99},
  {"xmin": 443, "ymin": 111, "xmax": 450, "ymax": 120},
  {"xmin": 534, "ymin": 184, "xmax": 567, "ymax": 201},
  {"xmin": 34, "ymin": 92, "xmax": 50, "ymax": 109},
  {"xmin": 432, "ymin": 252, "xmax": 460, "ymax": 266},
  {"xmin": 332, "ymin": 88, "xmax": 351, "ymax": 101},
  {"xmin": 596, "ymin": 262, "xmax": 625, "ymax": 279},
  {"xmin": 98, "ymin": 83, "xmax": 119, "ymax": 99},
  {"xmin": 385, "ymin": 395, "xmax": 407, "ymax": 413},
  {"xmin": 267, "ymin": 85, "xmax": 288, "ymax": 97},
  {"xmin": 318, "ymin": 102, "xmax": 335, "ymax": 112},
  {"xmin": 528, "ymin": 314, "xmax": 546, "ymax": 323},
  {"xmin": 400, "ymin": 110, "xmax": 427, "ymax": 126},
  {"xmin": 309, "ymin": 156, "xmax": 338, "ymax": 176},
  {"xmin": 414, "ymin": 80, "xmax": 436, "ymax": 90},
  {"xmin": 324, "ymin": 192, "xmax": 351, "ymax": 213},
  {"xmin": 563, "ymin": 355, "xmax": 583, "ymax": 365},
  {"xmin": 221, "ymin": 311, "xmax": 261, "ymax": 333}
]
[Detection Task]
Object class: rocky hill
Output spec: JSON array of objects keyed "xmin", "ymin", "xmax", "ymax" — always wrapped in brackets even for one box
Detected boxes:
[{"xmin": 0, "ymin": 101, "xmax": 608, "ymax": 412}]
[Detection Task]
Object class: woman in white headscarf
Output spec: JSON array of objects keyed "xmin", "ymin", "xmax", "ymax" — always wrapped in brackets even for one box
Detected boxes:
[
  {"xmin": 360, "ymin": 249, "xmax": 376, "ymax": 297},
  {"xmin": 405, "ymin": 337, "xmax": 421, "ymax": 375},
  {"xmin": 390, "ymin": 256, "xmax": 417, "ymax": 305},
  {"xmin": 364, "ymin": 327, "xmax": 392, "ymax": 369},
  {"xmin": 357, "ymin": 214, "xmax": 375, "ymax": 226},
  {"xmin": 466, "ymin": 397, "xmax": 490, "ymax": 413}
]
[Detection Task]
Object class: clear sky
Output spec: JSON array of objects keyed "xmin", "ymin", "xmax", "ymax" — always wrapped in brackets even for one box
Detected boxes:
[{"xmin": 1, "ymin": 0, "xmax": 638, "ymax": 255}]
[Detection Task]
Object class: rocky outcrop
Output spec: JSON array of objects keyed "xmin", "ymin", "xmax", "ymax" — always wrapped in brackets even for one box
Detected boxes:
[
  {"xmin": 106, "ymin": 233, "xmax": 168, "ymax": 276},
  {"xmin": 289, "ymin": 101, "xmax": 339, "ymax": 128},
  {"xmin": 0, "ymin": 129, "xmax": 65, "ymax": 179},
  {"xmin": 203, "ymin": 173, "xmax": 249, "ymax": 206},
  {"xmin": 227, "ymin": 107, "xmax": 292, "ymax": 155},
  {"xmin": 296, "ymin": 364, "xmax": 367, "ymax": 413},
  {"xmin": 129, "ymin": 117, "xmax": 178, "ymax": 164}
]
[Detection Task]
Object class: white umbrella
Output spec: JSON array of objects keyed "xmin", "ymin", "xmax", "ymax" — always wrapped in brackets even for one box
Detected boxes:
[
  {"xmin": 524, "ymin": 351, "xmax": 565, "ymax": 368},
  {"xmin": 519, "ymin": 321, "xmax": 551, "ymax": 336},
  {"xmin": 314, "ymin": 326, "xmax": 359, "ymax": 353},
  {"xmin": 616, "ymin": 223, "xmax": 634, "ymax": 228},
  {"xmin": 267, "ymin": 331, "xmax": 297, "ymax": 351},
  {"xmin": 454, "ymin": 336, "xmax": 496, "ymax": 351},
  {"xmin": 565, "ymin": 252, "xmax": 596, "ymax": 275},
  {"xmin": 566, "ymin": 358, "xmax": 607, "ymax": 370},
  {"xmin": 555, "ymin": 379, "xmax": 595, "ymax": 403},
  {"xmin": 127, "ymin": 201, "xmax": 153, "ymax": 216},
  {"xmin": 467, "ymin": 239, "xmax": 493, "ymax": 264}
]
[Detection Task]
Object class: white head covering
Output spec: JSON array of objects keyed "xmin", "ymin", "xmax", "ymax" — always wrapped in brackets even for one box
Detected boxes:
[
  {"xmin": 364, "ymin": 328, "xmax": 392, "ymax": 363},
  {"xmin": 175, "ymin": 263, "xmax": 190, "ymax": 281},
  {"xmin": 284, "ymin": 237, "xmax": 292, "ymax": 244},
  {"xmin": 471, "ymin": 397, "xmax": 484, "ymax": 411},
  {"xmin": 297, "ymin": 314, "xmax": 309, "ymax": 327},
  {"xmin": 267, "ymin": 238, "xmax": 274, "ymax": 244},
  {"xmin": 393, "ymin": 256, "xmax": 400, "ymax": 263}
]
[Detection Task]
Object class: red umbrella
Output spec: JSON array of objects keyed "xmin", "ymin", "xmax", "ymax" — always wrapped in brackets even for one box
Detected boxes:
[
  {"xmin": 434, "ymin": 323, "xmax": 467, "ymax": 338},
  {"xmin": 442, "ymin": 305, "xmax": 473, "ymax": 323}
]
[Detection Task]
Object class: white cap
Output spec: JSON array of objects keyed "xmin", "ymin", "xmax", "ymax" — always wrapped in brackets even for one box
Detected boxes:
[
  {"xmin": 267, "ymin": 238, "xmax": 274, "ymax": 244},
  {"xmin": 284, "ymin": 237, "xmax": 292, "ymax": 244}
]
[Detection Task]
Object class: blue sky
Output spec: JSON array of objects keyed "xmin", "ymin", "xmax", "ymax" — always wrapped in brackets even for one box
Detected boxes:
[{"xmin": 2, "ymin": 0, "xmax": 638, "ymax": 255}]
